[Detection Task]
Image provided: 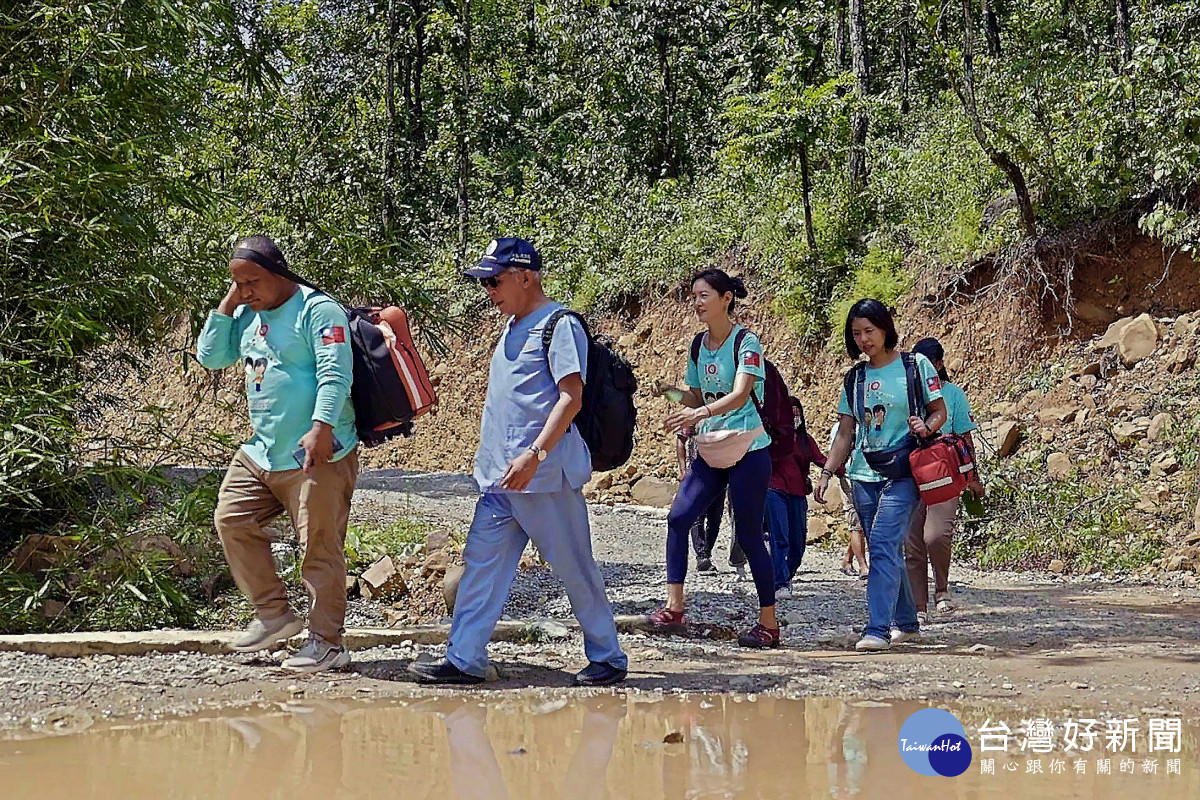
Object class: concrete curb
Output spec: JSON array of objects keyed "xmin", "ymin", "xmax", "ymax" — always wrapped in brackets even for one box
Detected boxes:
[{"xmin": 0, "ymin": 616, "xmax": 681, "ymax": 658}]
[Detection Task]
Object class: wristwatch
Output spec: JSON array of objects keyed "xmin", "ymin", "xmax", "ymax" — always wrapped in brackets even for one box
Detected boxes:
[{"xmin": 527, "ymin": 445, "xmax": 548, "ymax": 462}]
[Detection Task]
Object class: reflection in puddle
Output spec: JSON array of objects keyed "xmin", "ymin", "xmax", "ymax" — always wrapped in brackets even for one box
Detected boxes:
[{"xmin": 0, "ymin": 694, "xmax": 1196, "ymax": 798}]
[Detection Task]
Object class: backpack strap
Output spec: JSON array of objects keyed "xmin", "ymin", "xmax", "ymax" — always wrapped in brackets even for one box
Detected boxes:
[
  {"xmin": 732, "ymin": 328, "xmax": 765, "ymax": 411},
  {"xmin": 541, "ymin": 308, "xmax": 592, "ymax": 356},
  {"xmin": 901, "ymin": 352, "xmax": 927, "ymax": 420}
]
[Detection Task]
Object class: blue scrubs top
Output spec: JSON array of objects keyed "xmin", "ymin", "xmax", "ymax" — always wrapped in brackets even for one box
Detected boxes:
[{"xmin": 473, "ymin": 301, "xmax": 592, "ymax": 494}]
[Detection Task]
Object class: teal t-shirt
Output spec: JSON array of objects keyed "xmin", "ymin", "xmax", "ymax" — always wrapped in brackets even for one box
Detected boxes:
[
  {"xmin": 685, "ymin": 325, "xmax": 771, "ymax": 453},
  {"xmin": 197, "ymin": 286, "xmax": 358, "ymax": 471},
  {"xmin": 942, "ymin": 382, "xmax": 978, "ymax": 435},
  {"xmin": 837, "ymin": 353, "xmax": 943, "ymax": 452},
  {"xmin": 828, "ymin": 423, "xmax": 881, "ymax": 483}
]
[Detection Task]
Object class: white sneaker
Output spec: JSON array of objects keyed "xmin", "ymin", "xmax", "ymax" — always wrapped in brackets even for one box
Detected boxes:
[
  {"xmin": 230, "ymin": 613, "xmax": 303, "ymax": 653},
  {"xmin": 282, "ymin": 636, "xmax": 351, "ymax": 673},
  {"xmin": 774, "ymin": 585, "xmax": 792, "ymax": 601},
  {"xmin": 890, "ymin": 627, "xmax": 919, "ymax": 644},
  {"xmin": 935, "ymin": 591, "xmax": 953, "ymax": 613},
  {"xmin": 855, "ymin": 635, "xmax": 890, "ymax": 652}
]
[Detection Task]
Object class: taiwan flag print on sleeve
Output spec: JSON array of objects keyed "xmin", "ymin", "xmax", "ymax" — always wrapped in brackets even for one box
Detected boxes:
[{"xmin": 320, "ymin": 325, "xmax": 345, "ymax": 346}]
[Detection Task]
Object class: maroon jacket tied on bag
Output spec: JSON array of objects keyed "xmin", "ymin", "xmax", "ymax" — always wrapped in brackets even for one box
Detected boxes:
[{"xmin": 758, "ymin": 359, "xmax": 827, "ymax": 496}]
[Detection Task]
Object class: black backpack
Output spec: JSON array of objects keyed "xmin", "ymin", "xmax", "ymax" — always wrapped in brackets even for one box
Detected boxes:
[{"xmin": 542, "ymin": 310, "xmax": 638, "ymax": 471}]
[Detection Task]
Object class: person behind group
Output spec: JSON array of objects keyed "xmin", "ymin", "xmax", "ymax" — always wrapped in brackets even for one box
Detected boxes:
[
  {"xmin": 905, "ymin": 337, "xmax": 985, "ymax": 620},
  {"xmin": 814, "ymin": 299, "xmax": 947, "ymax": 652},
  {"xmin": 197, "ymin": 235, "xmax": 359, "ymax": 672},
  {"xmin": 408, "ymin": 237, "xmax": 627, "ymax": 686},
  {"xmin": 675, "ymin": 428, "xmax": 746, "ymax": 575},
  {"xmin": 765, "ymin": 398, "xmax": 827, "ymax": 600},
  {"xmin": 648, "ymin": 268, "xmax": 779, "ymax": 648},
  {"xmin": 828, "ymin": 420, "xmax": 873, "ymax": 579}
]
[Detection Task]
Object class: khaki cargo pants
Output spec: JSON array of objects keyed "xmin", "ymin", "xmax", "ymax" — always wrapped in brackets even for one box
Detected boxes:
[{"xmin": 214, "ymin": 448, "xmax": 359, "ymax": 646}]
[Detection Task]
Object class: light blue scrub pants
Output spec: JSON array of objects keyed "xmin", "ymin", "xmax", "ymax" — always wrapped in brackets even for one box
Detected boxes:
[{"xmin": 446, "ymin": 488, "xmax": 628, "ymax": 677}]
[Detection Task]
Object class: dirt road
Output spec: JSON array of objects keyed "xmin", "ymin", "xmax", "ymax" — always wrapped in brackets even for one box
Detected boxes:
[{"xmin": 2, "ymin": 470, "xmax": 1198, "ymax": 734}]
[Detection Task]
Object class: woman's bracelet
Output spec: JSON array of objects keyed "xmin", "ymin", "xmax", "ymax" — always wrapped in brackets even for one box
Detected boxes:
[{"xmin": 702, "ymin": 405, "xmax": 713, "ymax": 418}]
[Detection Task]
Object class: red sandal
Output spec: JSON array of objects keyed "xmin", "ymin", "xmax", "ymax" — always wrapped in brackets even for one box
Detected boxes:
[
  {"xmin": 737, "ymin": 623, "xmax": 781, "ymax": 649},
  {"xmin": 645, "ymin": 606, "xmax": 686, "ymax": 633}
]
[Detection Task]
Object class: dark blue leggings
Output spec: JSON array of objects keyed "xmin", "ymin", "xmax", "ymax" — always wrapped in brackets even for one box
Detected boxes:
[{"xmin": 666, "ymin": 448, "xmax": 775, "ymax": 608}]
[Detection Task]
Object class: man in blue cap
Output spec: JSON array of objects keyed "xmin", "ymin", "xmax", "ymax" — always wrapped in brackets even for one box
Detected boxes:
[{"xmin": 409, "ymin": 237, "xmax": 628, "ymax": 686}]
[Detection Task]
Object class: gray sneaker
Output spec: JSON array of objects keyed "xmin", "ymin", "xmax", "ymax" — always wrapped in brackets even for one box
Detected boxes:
[
  {"xmin": 282, "ymin": 636, "xmax": 351, "ymax": 673},
  {"xmin": 230, "ymin": 613, "xmax": 303, "ymax": 653}
]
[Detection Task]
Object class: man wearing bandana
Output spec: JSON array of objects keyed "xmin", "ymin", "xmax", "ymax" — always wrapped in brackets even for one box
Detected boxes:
[{"xmin": 197, "ymin": 235, "xmax": 359, "ymax": 673}]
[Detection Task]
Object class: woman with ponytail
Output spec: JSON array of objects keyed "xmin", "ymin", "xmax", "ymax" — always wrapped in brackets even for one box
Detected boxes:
[{"xmin": 648, "ymin": 269, "xmax": 780, "ymax": 648}]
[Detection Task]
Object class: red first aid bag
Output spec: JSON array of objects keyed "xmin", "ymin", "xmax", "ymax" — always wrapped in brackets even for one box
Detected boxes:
[{"xmin": 910, "ymin": 434, "xmax": 976, "ymax": 506}]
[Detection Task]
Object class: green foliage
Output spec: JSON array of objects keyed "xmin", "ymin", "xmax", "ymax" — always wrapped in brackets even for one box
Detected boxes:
[
  {"xmin": 0, "ymin": 472, "xmax": 226, "ymax": 634},
  {"xmin": 826, "ymin": 247, "xmax": 914, "ymax": 337},
  {"xmin": 344, "ymin": 518, "xmax": 433, "ymax": 574},
  {"xmin": 958, "ymin": 457, "xmax": 1160, "ymax": 574}
]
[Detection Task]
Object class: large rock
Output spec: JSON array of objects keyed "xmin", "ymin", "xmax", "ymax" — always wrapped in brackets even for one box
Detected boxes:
[
  {"xmin": 1150, "ymin": 453, "xmax": 1180, "ymax": 478},
  {"xmin": 8, "ymin": 534, "xmax": 73, "ymax": 574},
  {"xmin": 806, "ymin": 516, "xmax": 832, "ymax": 544},
  {"xmin": 1094, "ymin": 317, "xmax": 1134, "ymax": 350},
  {"xmin": 360, "ymin": 556, "xmax": 409, "ymax": 601},
  {"xmin": 1117, "ymin": 313, "xmax": 1159, "ymax": 366},
  {"xmin": 423, "ymin": 528, "xmax": 451, "ymax": 556},
  {"xmin": 443, "ymin": 565, "xmax": 465, "ymax": 614},
  {"xmin": 630, "ymin": 477, "xmax": 679, "ymax": 508},
  {"xmin": 1112, "ymin": 419, "xmax": 1150, "ymax": 440},
  {"xmin": 1035, "ymin": 406, "xmax": 1078, "ymax": 425},
  {"xmin": 1147, "ymin": 413, "xmax": 1175, "ymax": 442},
  {"xmin": 981, "ymin": 420, "xmax": 1022, "ymax": 458},
  {"xmin": 1173, "ymin": 313, "xmax": 1198, "ymax": 340},
  {"xmin": 1047, "ymin": 452, "xmax": 1072, "ymax": 480}
]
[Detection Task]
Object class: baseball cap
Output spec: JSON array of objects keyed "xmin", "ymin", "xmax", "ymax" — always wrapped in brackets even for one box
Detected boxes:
[{"xmin": 464, "ymin": 237, "xmax": 543, "ymax": 278}]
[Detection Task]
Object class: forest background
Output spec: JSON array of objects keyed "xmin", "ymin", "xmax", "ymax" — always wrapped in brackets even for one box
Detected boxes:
[{"xmin": 2, "ymin": 0, "xmax": 1198, "ymax": 629}]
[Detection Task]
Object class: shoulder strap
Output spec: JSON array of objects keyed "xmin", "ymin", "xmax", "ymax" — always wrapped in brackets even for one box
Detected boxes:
[
  {"xmin": 541, "ymin": 308, "xmax": 591, "ymax": 356},
  {"xmin": 690, "ymin": 332, "xmax": 705, "ymax": 370},
  {"xmin": 733, "ymin": 328, "xmax": 761, "ymax": 406},
  {"xmin": 901, "ymin": 352, "xmax": 926, "ymax": 420}
]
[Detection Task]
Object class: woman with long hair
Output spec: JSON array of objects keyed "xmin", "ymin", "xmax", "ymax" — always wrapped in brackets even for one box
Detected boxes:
[
  {"xmin": 649, "ymin": 269, "xmax": 780, "ymax": 648},
  {"xmin": 814, "ymin": 299, "xmax": 947, "ymax": 652}
]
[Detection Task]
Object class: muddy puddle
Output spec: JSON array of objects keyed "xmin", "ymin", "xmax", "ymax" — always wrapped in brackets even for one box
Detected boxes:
[{"xmin": 2, "ymin": 693, "xmax": 1197, "ymax": 798}]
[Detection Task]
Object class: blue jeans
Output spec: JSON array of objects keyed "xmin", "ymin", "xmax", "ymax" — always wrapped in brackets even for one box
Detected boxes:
[
  {"xmin": 851, "ymin": 479, "xmax": 920, "ymax": 639},
  {"xmin": 764, "ymin": 489, "xmax": 808, "ymax": 590},
  {"xmin": 447, "ymin": 489, "xmax": 627, "ymax": 677}
]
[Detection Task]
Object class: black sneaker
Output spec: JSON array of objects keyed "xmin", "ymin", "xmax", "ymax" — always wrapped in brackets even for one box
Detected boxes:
[
  {"xmin": 407, "ymin": 658, "xmax": 485, "ymax": 685},
  {"xmin": 696, "ymin": 556, "xmax": 714, "ymax": 572},
  {"xmin": 573, "ymin": 661, "xmax": 628, "ymax": 687}
]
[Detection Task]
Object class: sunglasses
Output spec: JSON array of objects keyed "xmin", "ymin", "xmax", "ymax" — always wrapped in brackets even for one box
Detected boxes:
[{"xmin": 476, "ymin": 267, "xmax": 527, "ymax": 289}]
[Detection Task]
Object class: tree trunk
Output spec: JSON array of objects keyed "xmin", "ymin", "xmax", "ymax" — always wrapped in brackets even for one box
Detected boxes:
[
  {"xmin": 847, "ymin": 0, "xmax": 869, "ymax": 191},
  {"xmin": 799, "ymin": 141, "xmax": 817, "ymax": 253},
  {"xmin": 983, "ymin": 0, "xmax": 1002, "ymax": 56},
  {"xmin": 455, "ymin": 0, "xmax": 471, "ymax": 267},
  {"xmin": 1114, "ymin": 0, "xmax": 1131, "ymax": 65},
  {"xmin": 383, "ymin": 0, "xmax": 398, "ymax": 231},
  {"xmin": 833, "ymin": 0, "xmax": 848, "ymax": 96},
  {"xmin": 958, "ymin": 0, "xmax": 1036, "ymax": 237},
  {"xmin": 899, "ymin": 1, "xmax": 911, "ymax": 114},
  {"xmin": 654, "ymin": 29, "xmax": 678, "ymax": 179}
]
